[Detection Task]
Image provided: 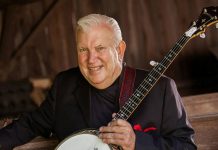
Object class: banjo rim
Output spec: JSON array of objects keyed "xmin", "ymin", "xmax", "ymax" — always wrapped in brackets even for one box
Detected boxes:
[{"xmin": 55, "ymin": 128, "xmax": 113, "ymax": 150}]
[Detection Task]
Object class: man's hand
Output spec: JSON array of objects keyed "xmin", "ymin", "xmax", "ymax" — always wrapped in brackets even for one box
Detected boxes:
[{"xmin": 99, "ymin": 114, "xmax": 136, "ymax": 150}]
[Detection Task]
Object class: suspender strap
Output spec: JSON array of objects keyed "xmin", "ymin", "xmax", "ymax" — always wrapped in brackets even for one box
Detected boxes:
[{"xmin": 119, "ymin": 66, "xmax": 136, "ymax": 107}]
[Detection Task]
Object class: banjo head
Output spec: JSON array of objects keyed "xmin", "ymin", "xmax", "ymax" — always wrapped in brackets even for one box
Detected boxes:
[{"xmin": 55, "ymin": 129, "xmax": 112, "ymax": 150}]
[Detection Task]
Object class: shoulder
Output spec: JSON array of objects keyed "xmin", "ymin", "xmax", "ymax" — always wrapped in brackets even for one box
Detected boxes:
[
  {"xmin": 131, "ymin": 67, "xmax": 180, "ymax": 101},
  {"xmin": 125, "ymin": 66, "xmax": 177, "ymax": 94},
  {"xmin": 54, "ymin": 67, "xmax": 84, "ymax": 82},
  {"xmin": 53, "ymin": 67, "xmax": 84, "ymax": 88},
  {"xmin": 56, "ymin": 67, "xmax": 81, "ymax": 79},
  {"xmin": 133, "ymin": 67, "xmax": 173, "ymax": 84}
]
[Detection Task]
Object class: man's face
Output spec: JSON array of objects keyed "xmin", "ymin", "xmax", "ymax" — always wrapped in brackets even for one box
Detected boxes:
[{"xmin": 76, "ymin": 24, "xmax": 125, "ymax": 89}]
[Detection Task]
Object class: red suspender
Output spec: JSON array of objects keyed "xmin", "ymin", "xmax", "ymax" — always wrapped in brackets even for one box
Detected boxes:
[{"xmin": 119, "ymin": 66, "xmax": 136, "ymax": 107}]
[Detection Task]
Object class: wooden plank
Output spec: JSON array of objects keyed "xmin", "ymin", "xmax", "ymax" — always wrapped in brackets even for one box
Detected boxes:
[
  {"xmin": 9, "ymin": 0, "xmax": 59, "ymax": 59},
  {"xmin": 183, "ymin": 92, "xmax": 218, "ymax": 150},
  {"xmin": 29, "ymin": 78, "xmax": 52, "ymax": 105},
  {"xmin": 191, "ymin": 114, "xmax": 218, "ymax": 150},
  {"xmin": 183, "ymin": 92, "xmax": 218, "ymax": 117},
  {"xmin": 13, "ymin": 136, "xmax": 58, "ymax": 150},
  {"xmin": 29, "ymin": 78, "xmax": 51, "ymax": 89},
  {"xmin": 0, "ymin": 11, "xmax": 2, "ymax": 41}
]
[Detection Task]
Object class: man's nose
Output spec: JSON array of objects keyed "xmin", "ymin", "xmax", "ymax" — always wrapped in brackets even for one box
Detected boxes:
[{"xmin": 88, "ymin": 51, "xmax": 97, "ymax": 63}]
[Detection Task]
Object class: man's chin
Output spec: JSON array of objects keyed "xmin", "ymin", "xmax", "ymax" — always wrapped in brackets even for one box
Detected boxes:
[
  {"xmin": 89, "ymin": 80, "xmax": 106, "ymax": 89},
  {"xmin": 90, "ymin": 80, "xmax": 103, "ymax": 86}
]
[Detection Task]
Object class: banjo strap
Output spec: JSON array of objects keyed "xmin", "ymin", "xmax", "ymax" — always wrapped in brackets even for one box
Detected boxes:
[{"xmin": 119, "ymin": 66, "xmax": 136, "ymax": 107}]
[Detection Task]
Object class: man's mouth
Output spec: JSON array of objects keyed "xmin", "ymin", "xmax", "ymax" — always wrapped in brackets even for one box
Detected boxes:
[{"xmin": 88, "ymin": 66, "xmax": 103, "ymax": 71}]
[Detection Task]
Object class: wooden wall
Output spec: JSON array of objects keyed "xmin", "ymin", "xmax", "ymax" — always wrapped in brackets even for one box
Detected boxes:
[
  {"xmin": 0, "ymin": 0, "xmax": 217, "ymax": 96},
  {"xmin": 0, "ymin": 1, "xmax": 218, "ymax": 149}
]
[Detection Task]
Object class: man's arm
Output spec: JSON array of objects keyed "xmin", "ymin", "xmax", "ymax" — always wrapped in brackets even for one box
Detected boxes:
[{"xmin": 0, "ymin": 77, "xmax": 58, "ymax": 150}]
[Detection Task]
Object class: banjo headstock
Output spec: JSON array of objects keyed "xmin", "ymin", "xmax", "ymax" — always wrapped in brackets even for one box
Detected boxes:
[{"xmin": 185, "ymin": 6, "xmax": 218, "ymax": 38}]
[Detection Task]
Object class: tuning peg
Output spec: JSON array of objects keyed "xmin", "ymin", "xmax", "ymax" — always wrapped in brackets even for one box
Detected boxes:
[
  {"xmin": 204, "ymin": 9, "xmax": 207, "ymax": 13},
  {"xmin": 216, "ymin": 23, "xmax": 218, "ymax": 29},
  {"xmin": 150, "ymin": 60, "xmax": 159, "ymax": 67},
  {"xmin": 200, "ymin": 33, "xmax": 206, "ymax": 38},
  {"xmin": 192, "ymin": 21, "xmax": 196, "ymax": 26}
]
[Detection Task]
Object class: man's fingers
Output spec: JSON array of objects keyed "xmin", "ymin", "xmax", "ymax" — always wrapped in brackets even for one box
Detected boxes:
[
  {"xmin": 102, "ymin": 138, "xmax": 125, "ymax": 147},
  {"xmin": 108, "ymin": 119, "xmax": 131, "ymax": 127},
  {"xmin": 112, "ymin": 113, "xmax": 116, "ymax": 118},
  {"xmin": 99, "ymin": 126, "xmax": 128, "ymax": 134},
  {"xmin": 99, "ymin": 119, "xmax": 136, "ymax": 150},
  {"xmin": 99, "ymin": 132, "xmax": 124, "ymax": 140},
  {"xmin": 99, "ymin": 133, "xmax": 132, "ymax": 150}
]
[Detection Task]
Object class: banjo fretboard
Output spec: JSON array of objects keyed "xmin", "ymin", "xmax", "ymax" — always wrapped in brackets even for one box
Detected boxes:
[{"xmin": 114, "ymin": 35, "xmax": 190, "ymax": 120}]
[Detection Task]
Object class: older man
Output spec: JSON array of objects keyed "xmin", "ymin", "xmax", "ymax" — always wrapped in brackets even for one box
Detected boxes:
[{"xmin": 0, "ymin": 14, "xmax": 196, "ymax": 150}]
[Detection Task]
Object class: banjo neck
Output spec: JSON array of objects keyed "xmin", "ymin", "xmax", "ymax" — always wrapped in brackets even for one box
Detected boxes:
[
  {"xmin": 114, "ymin": 6, "xmax": 218, "ymax": 121},
  {"xmin": 114, "ymin": 35, "xmax": 190, "ymax": 121}
]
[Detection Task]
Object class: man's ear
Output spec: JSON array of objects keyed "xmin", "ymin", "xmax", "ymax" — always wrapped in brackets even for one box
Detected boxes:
[{"xmin": 117, "ymin": 40, "xmax": 126, "ymax": 60}]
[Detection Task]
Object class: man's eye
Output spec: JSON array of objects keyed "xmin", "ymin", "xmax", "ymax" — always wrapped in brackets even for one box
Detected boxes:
[
  {"xmin": 96, "ymin": 47, "xmax": 105, "ymax": 51},
  {"xmin": 79, "ymin": 48, "xmax": 88, "ymax": 52}
]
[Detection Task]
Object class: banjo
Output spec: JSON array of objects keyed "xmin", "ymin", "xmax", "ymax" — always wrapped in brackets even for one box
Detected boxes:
[{"xmin": 55, "ymin": 6, "xmax": 218, "ymax": 150}]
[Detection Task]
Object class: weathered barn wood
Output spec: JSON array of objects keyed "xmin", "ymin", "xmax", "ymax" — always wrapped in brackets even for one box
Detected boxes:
[
  {"xmin": 0, "ymin": 0, "xmax": 217, "ymax": 95},
  {"xmin": 183, "ymin": 92, "xmax": 218, "ymax": 150},
  {"xmin": 0, "ymin": 1, "xmax": 217, "ymax": 150},
  {"xmin": 13, "ymin": 136, "xmax": 58, "ymax": 150},
  {"xmin": 192, "ymin": 115, "xmax": 218, "ymax": 150}
]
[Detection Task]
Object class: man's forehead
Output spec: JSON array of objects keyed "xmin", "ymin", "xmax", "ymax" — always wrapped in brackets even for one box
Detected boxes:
[
  {"xmin": 77, "ymin": 37, "xmax": 113, "ymax": 48},
  {"xmin": 78, "ymin": 27, "xmax": 114, "ymax": 41}
]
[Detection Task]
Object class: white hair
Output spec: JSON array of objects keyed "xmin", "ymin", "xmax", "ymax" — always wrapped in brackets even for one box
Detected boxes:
[{"xmin": 76, "ymin": 14, "xmax": 123, "ymax": 45}]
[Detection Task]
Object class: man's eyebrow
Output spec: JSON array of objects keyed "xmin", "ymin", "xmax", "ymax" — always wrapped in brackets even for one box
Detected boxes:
[{"xmin": 95, "ymin": 44, "xmax": 103, "ymax": 47}]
